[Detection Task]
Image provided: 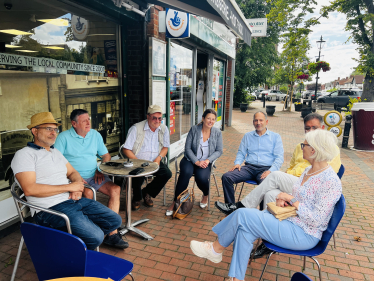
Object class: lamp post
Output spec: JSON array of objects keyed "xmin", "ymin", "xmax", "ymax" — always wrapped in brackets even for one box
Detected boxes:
[
  {"xmin": 313, "ymin": 36, "xmax": 326, "ymax": 101},
  {"xmin": 299, "ymin": 58, "xmax": 308, "ymax": 95}
]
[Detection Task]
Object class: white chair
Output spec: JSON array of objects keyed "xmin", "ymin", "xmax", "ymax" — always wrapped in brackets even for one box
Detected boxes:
[{"xmin": 10, "ymin": 182, "xmax": 98, "ymax": 281}]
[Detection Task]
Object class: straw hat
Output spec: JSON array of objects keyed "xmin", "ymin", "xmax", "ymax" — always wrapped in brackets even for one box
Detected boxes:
[
  {"xmin": 147, "ymin": 104, "xmax": 163, "ymax": 114},
  {"xmin": 27, "ymin": 112, "xmax": 61, "ymax": 129}
]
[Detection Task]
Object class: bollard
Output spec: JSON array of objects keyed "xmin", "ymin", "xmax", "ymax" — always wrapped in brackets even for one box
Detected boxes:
[
  {"xmin": 262, "ymin": 95, "xmax": 266, "ymax": 108},
  {"xmin": 342, "ymin": 115, "xmax": 352, "ymax": 148}
]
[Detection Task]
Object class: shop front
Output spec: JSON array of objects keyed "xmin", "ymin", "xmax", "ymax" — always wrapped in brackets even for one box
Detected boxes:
[
  {"xmin": 166, "ymin": 14, "xmax": 237, "ymax": 159},
  {"xmin": 0, "ymin": 0, "xmax": 140, "ymax": 231}
]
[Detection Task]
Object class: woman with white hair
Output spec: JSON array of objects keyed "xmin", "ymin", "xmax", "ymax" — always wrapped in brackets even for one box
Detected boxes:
[{"xmin": 190, "ymin": 129, "xmax": 342, "ymax": 281}]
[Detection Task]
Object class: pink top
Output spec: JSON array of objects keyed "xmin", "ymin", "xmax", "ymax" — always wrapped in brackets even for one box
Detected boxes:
[{"xmin": 287, "ymin": 166, "xmax": 342, "ymax": 239}]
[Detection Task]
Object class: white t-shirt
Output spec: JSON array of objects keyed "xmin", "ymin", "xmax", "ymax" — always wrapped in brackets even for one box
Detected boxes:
[{"xmin": 11, "ymin": 144, "xmax": 70, "ymax": 215}]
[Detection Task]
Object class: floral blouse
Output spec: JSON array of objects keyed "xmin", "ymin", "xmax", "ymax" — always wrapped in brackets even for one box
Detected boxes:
[{"xmin": 287, "ymin": 166, "xmax": 342, "ymax": 239}]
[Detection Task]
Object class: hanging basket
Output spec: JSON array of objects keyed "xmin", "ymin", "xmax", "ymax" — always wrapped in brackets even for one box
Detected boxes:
[
  {"xmin": 308, "ymin": 61, "xmax": 331, "ymax": 75},
  {"xmin": 297, "ymin": 73, "xmax": 309, "ymax": 80}
]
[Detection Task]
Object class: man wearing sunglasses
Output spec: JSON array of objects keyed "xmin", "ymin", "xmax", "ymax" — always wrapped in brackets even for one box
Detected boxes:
[
  {"xmin": 215, "ymin": 112, "xmax": 341, "ymax": 259},
  {"xmin": 121, "ymin": 105, "xmax": 172, "ymax": 210},
  {"xmin": 11, "ymin": 112, "xmax": 122, "ymax": 251}
]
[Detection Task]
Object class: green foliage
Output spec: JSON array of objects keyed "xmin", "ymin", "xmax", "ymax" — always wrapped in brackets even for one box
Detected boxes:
[
  {"xmin": 296, "ymin": 92, "xmax": 302, "ymax": 99},
  {"xmin": 233, "ymin": 0, "xmax": 281, "ymax": 107},
  {"xmin": 322, "ymin": 0, "xmax": 374, "ymax": 101},
  {"xmin": 279, "ymin": 84, "xmax": 288, "ymax": 93},
  {"xmin": 307, "ymin": 61, "xmax": 331, "ymax": 74},
  {"xmin": 327, "ymin": 88, "xmax": 338, "ymax": 92}
]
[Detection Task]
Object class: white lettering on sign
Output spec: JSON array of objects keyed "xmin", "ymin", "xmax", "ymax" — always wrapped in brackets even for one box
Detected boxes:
[
  {"xmin": 0, "ymin": 52, "xmax": 105, "ymax": 74},
  {"xmin": 207, "ymin": 0, "xmax": 244, "ymax": 36}
]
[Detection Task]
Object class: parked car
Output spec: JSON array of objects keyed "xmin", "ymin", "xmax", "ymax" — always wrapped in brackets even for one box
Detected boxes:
[
  {"xmin": 267, "ymin": 90, "xmax": 287, "ymax": 101},
  {"xmin": 258, "ymin": 90, "xmax": 269, "ymax": 100},
  {"xmin": 302, "ymin": 91, "xmax": 313, "ymax": 99},
  {"xmin": 310, "ymin": 92, "xmax": 323, "ymax": 100},
  {"xmin": 317, "ymin": 89, "xmax": 363, "ymax": 108},
  {"xmin": 254, "ymin": 89, "xmax": 264, "ymax": 99}
]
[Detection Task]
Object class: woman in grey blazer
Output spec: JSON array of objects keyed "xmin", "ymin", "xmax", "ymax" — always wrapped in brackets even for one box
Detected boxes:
[{"xmin": 166, "ymin": 109, "xmax": 223, "ymax": 216}]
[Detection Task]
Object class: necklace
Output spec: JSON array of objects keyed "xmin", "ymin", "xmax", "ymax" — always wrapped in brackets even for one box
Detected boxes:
[{"xmin": 306, "ymin": 165, "xmax": 329, "ymax": 176}]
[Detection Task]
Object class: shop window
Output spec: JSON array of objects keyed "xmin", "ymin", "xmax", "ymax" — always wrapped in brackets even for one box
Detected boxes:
[
  {"xmin": 169, "ymin": 43, "xmax": 193, "ymax": 148},
  {"xmin": 0, "ymin": 0, "xmax": 121, "ymax": 189},
  {"xmin": 212, "ymin": 59, "xmax": 225, "ymax": 126}
]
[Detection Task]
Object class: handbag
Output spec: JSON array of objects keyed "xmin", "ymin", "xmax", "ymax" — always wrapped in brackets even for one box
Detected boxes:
[
  {"xmin": 173, "ymin": 187, "xmax": 195, "ymax": 220},
  {"xmin": 267, "ymin": 202, "xmax": 297, "ymax": 221}
]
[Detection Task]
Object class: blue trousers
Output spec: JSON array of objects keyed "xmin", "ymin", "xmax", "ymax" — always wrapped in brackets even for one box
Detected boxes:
[
  {"xmin": 174, "ymin": 157, "xmax": 212, "ymax": 201},
  {"xmin": 34, "ymin": 198, "xmax": 122, "ymax": 250},
  {"xmin": 221, "ymin": 163, "xmax": 270, "ymax": 203},
  {"xmin": 212, "ymin": 208, "xmax": 319, "ymax": 280}
]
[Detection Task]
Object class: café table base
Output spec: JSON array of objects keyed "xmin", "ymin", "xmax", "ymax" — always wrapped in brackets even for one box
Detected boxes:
[{"xmin": 118, "ymin": 219, "xmax": 153, "ymax": 240}]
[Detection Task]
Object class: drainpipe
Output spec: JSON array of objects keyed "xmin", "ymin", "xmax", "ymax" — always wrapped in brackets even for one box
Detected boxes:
[{"xmin": 143, "ymin": 14, "xmax": 147, "ymax": 118}]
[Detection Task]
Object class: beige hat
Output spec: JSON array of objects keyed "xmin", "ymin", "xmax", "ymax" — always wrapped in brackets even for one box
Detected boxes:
[
  {"xmin": 147, "ymin": 104, "xmax": 163, "ymax": 114},
  {"xmin": 27, "ymin": 112, "xmax": 61, "ymax": 129}
]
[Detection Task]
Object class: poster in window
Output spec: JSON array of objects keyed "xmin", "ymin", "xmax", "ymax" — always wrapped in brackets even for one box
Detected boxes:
[
  {"xmin": 151, "ymin": 38, "xmax": 166, "ymax": 77},
  {"xmin": 152, "ymin": 80, "xmax": 166, "ymax": 114}
]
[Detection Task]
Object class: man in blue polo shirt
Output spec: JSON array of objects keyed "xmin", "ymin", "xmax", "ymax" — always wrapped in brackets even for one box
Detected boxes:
[
  {"xmin": 219, "ymin": 111, "xmax": 284, "ymax": 204},
  {"xmin": 55, "ymin": 109, "xmax": 127, "ymax": 249}
]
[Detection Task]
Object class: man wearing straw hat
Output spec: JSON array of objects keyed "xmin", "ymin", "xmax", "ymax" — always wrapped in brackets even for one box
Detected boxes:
[{"xmin": 11, "ymin": 112, "xmax": 125, "ymax": 250}]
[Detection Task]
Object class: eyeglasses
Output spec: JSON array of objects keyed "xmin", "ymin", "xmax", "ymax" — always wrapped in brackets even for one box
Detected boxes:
[
  {"xmin": 305, "ymin": 126, "xmax": 319, "ymax": 132},
  {"xmin": 300, "ymin": 143, "xmax": 311, "ymax": 149},
  {"xmin": 152, "ymin": 116, "xmax": 162, "ymax": 121},
  {"xmin": 36, "ymin": 126, "xmax": 59, "ymax": 133}
]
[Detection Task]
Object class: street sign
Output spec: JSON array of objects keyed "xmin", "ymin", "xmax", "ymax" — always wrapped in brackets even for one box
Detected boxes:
[{"xmin": 246, "ymin": 18, "xmax": 267, "ymax": 37}]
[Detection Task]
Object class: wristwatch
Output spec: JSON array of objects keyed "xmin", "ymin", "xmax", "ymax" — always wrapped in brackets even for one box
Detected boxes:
[{"xmin": 289, "ymin": 198, "xmax": 298, "ymax": 206}]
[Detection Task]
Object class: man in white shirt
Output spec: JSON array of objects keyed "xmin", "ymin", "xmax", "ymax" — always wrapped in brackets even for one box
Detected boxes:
[{"xmin": 121, "ymin": 105, "xmax": 172, "ymax": 210}]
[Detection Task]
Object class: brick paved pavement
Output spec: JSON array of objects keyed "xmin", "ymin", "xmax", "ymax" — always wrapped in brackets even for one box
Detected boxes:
[{"xmin": 1, "ymin": 100, "xmax": 374, "ymax": 281}]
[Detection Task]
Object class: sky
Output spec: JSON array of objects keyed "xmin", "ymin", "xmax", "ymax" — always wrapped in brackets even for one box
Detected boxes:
[{"xmin": 295, "ymin": 1, "xmax": 360, "ymax": 85}]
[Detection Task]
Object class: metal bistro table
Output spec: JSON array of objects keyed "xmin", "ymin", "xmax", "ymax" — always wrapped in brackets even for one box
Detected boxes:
[{"xmin": 99, "ymin": 159, "xmax": 159, "ymax": 240}]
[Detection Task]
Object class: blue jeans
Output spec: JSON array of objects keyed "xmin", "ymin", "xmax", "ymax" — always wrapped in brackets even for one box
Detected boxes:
[
  {"xmin": 212, "ymin": 208, "xmax": 319, "ymax": 280},
  {"xmin": 34, "ymin": 198, "xmax": 122, "ymax": 250}
]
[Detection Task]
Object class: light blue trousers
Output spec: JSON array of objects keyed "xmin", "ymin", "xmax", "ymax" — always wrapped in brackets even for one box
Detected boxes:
[{"xmin": 212, "ymin": 208, "xmax": 319, "ymax": 280}]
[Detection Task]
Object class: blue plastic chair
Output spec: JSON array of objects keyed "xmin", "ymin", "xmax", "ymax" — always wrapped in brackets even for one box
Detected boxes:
[
  {"xmin": 257, "ymin": 194, "xmax": 345, "ymax": 281},
  {"xmin": 291, "ymin": 272, "xmax": 313, "ymax": 281},
  {"xmin": 20, "ymin": 222, "xmax": 134, "ymax": 281},
  {"xmin": 235, "ymin": 179, "xmax": 258, "ymax": 202},
  {"xmin": 332, "ymin": 164, "xmax": 345, "ymax": 248}
]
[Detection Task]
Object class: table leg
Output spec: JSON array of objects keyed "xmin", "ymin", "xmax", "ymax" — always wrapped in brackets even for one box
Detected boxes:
[{"xmin": 119, "ymin": 177, "xmax": 154, "ymax": 240}]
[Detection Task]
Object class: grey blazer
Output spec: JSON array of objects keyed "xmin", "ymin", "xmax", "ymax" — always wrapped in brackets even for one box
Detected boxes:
[{"xmin": 184, "ymin": 123, "xmax": 223, "ymax": 164}]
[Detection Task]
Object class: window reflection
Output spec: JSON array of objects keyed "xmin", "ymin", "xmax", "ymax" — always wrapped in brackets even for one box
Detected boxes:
[
  {"xmin": 169, "ymin": 43, "xmax": 192, "ymax": 144},
  {"xmin": 0, "ymin": 0, "xmax": 121, "ymax": 189}
]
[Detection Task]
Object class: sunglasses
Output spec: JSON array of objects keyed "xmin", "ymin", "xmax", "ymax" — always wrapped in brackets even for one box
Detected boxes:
[
  {"xmin": 36, "ymin": 126, "xmax": 59, "ymax": 133},
  {"xmin": 300, "ymin": 143, "xmax": 311, "ymax": 149},
  {"xmin": 152, "ymin": 116, "xmax": 162, "ymax": 121}
]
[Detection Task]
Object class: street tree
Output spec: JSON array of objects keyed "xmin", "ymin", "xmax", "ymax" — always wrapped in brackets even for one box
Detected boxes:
[
  {"xmin": 322, "ymin": 0, "xmax": 374, "ymax": 101},
  {"xmin": 233, "ymin": 0, "xmax": 280, "ymax": 107}
]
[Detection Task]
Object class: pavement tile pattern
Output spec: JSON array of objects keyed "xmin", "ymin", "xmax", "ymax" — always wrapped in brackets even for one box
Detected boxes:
[{"xmin": 1, "ymin": 100, "xmax": 374, "ymax": 281}]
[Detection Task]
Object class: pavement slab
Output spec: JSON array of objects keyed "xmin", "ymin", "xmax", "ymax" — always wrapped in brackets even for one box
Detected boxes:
[{"xmin": 1, "ymin": 100, "xmax": 374, "ymax": 280}]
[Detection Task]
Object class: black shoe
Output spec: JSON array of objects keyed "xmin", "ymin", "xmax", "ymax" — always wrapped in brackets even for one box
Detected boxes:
[
  {"xmin": 215, "ymin": 201, "xmax": 244, "ymax": 215},
  {"xmin": 104, "ymin": 233, "xmax": 129, "ymax": 249},
  {"xmin": 251, "ymin": 243, "xmax": 272, "ymax": 259}
]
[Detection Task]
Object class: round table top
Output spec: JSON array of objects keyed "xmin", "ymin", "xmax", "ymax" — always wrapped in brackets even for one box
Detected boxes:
[
  {"xmin": 48, "ymin": 277, "xmax": 113, "ymax": 281},
  {"xmin": 99, "ymin": 159, "xmax": 159, "ymax": 178}
]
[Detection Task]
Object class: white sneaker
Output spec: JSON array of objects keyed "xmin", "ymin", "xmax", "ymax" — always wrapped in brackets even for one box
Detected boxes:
[{"xmin": 190, "ymin": 240, "xmax": 222, "ymax": 263}]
